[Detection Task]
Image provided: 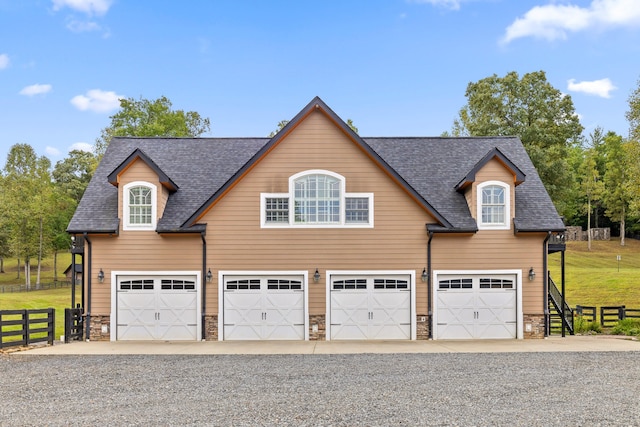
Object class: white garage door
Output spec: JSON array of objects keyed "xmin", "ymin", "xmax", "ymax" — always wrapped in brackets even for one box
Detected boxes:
[
  {"xmin": 330, "ymin": 275, "xmax": 411, "ymax": 340},
  {"xmin": 117, "ymin": 276, "xmax": 198, "ymax": 340},
  {"xmin": 223, "ymin": 276, "xmax": 305, "ymax": 340},
  {"xmin": 435, "ymin": 275, "xmax": 517, "ymax": 339}
]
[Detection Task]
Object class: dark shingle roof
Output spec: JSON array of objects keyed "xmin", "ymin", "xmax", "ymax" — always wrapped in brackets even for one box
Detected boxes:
[
  {"xmin": 364, "ymin": 137, "xmax": 564, "ymax": 231},
  {"xmin": 67, "ymin": 137, "xmax": 268, "ymax": 233},
  {"xmin": 68, "ymin": 99, "xmax": 564, "ymax": 234}
]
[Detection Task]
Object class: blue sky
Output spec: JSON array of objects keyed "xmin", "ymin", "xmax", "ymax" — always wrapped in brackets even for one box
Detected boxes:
[{"xmin": 1, "ymin": 0, "xmax": 639, "ymax": 165}]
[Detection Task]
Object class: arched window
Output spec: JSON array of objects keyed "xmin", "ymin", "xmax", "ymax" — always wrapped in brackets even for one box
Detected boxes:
[
  {"xmin": 477, "ymin": 181, "xmax": 510, "ymax": 230},
  {"xmin": 123, "ymin": 182, "xmax": 157, "ymax": 230},
  {"xmin": 261, "ymin": 170, "xmax": 373, "ymax": 228},
  {"xmin": 294, "ymin": 173, "xmax": 341, "ymax": 224}
]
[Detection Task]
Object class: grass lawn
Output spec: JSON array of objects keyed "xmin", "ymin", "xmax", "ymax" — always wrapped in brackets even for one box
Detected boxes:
[
  {"xmin": 0, "ymin": 252, "xmax": 72, "ymax": 286},
  {"xmin": 0, "ymin": 287, "xmax": 77, "ymax": 342},
  {"xmin": 549, "ymin": 238, "xmax": 640, "ymax": 316}
]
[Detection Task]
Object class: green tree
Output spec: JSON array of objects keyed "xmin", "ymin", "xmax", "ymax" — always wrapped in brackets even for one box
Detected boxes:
[
  {"xmin": 602, "ymin": 132, "xmax": 631, "ymax": 245},
  {"xmin": 1, "ymin": 143, "xmax": 53, "ymax": 288},
  {"xmin": 578, "ymin": 148, "xmax": 604, "ymax": 251},
  {"xmin": 627, "ymin": 77, "xmax": 640, "ymax": 142},
  {"xmin": 452, "ymin": 71, "xmax": 584, "ymax": 218},
  {"xmin": 53, "ymin": 150, "xmax": 98, "ymax": 204},
  {"xmin": 95, "ymin": 96, "xmax": 211, "ymax": 157}
]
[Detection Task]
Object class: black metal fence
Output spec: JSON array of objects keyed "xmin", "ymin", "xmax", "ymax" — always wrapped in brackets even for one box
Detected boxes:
[
  {"xmin": 64, "ymin": 307, "xmax": 84, "ymax": 343},
  {"xmin": 0, "ymin": 281, "xmax": 73, "ymax": 293},
  {"xmin": 0, "ymin": 308, "xmax": 55, "ymax": 349},
  {"xmin": 574, "ymin": 305, "xmax": 640, "ymax": 327}
]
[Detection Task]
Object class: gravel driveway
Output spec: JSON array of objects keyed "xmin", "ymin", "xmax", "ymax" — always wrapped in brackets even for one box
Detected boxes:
[{"xmin": 1, "ymin": 352, "xmax": 639, "ymax": 426}]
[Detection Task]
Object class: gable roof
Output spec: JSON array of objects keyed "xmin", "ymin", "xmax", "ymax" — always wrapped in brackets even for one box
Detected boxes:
[
  {"xmin": 455, "ymin": 147, "xmax": 526, "ymax": 192},
  {"xmin": 68, "ymin": 97, "xmax": 565, "ymax": 234},
  {"xmin": 183, "ymin": 97, "xmax": 452, "ymax": 228},
  {"xmin": 107, "ymin": 148, "xmax": 179, "ymax": 191}
]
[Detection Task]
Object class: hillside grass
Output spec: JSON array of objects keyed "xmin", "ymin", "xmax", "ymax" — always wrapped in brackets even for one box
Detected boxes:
[
  {"xmin": 0, "ymin": 252, "xmax": 72, "ymax": 285},
  {"xmin": 0, "ymin": 252, "xmax": 75, "ymax": 343},
  {"xmin": 0, "ymin": 287, "xmax": 74, "ymax": 341},
  {"xmin": 548, "ymin": 238, "xmax": 640, "ymax": 314}
]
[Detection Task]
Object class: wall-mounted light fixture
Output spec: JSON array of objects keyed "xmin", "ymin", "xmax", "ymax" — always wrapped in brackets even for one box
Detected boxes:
[
  {"xmin": 528, "ymin": 267, "xmax": 535, "ymax": 281},
  {"xmin": 421, "ymin": 268, "xmax": 428, "ymax": 283},
  {"xmin": 313, "ymin": 268, "xmax": 320, "ymax": 283},
  {"xmin": 98, "ymin": 268, "xmax": 105, "ymax": 283},
  {"xmin": 206, "ymin": 268, "xmax": 213, "ymax": 282}
]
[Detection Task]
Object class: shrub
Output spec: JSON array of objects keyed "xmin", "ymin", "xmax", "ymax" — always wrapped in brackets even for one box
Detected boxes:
[
  {"xmin": 574, "ymin": 315, "xmax": 602, "ymax": 334},
  {"xmin": 611, "ymin": 319, "xmax": 640, "ymax": 337}
]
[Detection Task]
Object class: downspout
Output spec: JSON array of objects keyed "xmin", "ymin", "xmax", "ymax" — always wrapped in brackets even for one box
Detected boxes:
[
  {"xmin": 83, "ymin": 232, "xmax": 92, "ymax": 341},
  {"xmin": 201, "ymin": 231, "xmax": 207, "ymax": 341},
  {"xmin": 427, "ymin": 230, "xmax": 434, "ymax": 339},
  {"xmin": 543, "ymin": 232, "xmax": 551, "ymax": 337}
]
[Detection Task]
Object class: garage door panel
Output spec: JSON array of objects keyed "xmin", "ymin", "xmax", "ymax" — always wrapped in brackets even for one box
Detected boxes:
[
  {"xmin": 330, "ymin": 275, "xmax": 412, "ymax": 340},
  {"xmin": 330, "ymin": 324, "xmax": 369, "ymax": 340},
  {"xmin": 437, "ymin": 323, "xmax": 475, "ymax": 340},
  {"xmin": 117, "ymin": 276, "xmax": 198, "ymax": 341},
  {"xmin": 223, "ymin": 276, "xmax": 306, "ymax": 341},
  {"xmin": 475, "ymin": 322, "xmax": 516, "ymax": 339},
  {"xmin": 223, "ymin": 324, "xmax": 263, "ymax": 340},
  {"xmin": 436, "ymin": 275, "xmax": 517, "ymax": 340}
]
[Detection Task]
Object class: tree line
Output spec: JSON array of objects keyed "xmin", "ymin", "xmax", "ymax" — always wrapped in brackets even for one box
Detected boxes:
[{"xmin": 1, "ymin": 74, "xmax": 639, "ymax": 286}]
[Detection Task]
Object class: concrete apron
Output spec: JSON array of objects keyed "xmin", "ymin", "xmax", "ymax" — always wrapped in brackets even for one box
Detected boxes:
[{"xmin": 17, "ymin": 335, "xmax": 640, "ymax": 355}]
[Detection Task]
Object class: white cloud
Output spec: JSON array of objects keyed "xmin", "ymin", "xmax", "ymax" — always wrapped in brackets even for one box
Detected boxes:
[
  {"xmin": 408, "ymin": 0, "xmax": 462, "ymax": 10},
  {"xmin": 71, "ymin": 89, "xmax": 123, "ymax": 113},
  {"xmin": 69, "ymin": 142, "xmax": 94, "ymax": 152},
  {"xmin": 0, "ymin": 54, "xmax": 9, "ymax": 69},
  {"xmin": 567, "ymin": 78, "xmax": 617, "ymax": 98},
  {"xmin": 502, "ymin": 0, "xmax": 640, "ymax": 44},
  {"xmin": 46, "ymin": 146, "xmax": 61, "ymax": 157},
  {"xmin": 19, "ymin": 83, "xmax": 53, "ymax": 96},
  {"xmin": 52, "ymin": 0, "xmax": 113, "ymax": 16},
  {"xmin": 66, "ymin": 19, "xmax": 101, "ymax": 32}
]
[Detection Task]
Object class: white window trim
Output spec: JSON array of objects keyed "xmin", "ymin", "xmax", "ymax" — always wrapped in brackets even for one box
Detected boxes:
[
  {"xmin": 477, "ymin": 181, "xmax": 510, "ymax": 231},
  {"xmin": 260, "ymin": 170, "xmax": 374, "ymax": 228},
  {"xmin": 432, "ymin": 269, "xmax": 523, "ymax": 339},
  {"xmin": 123, "ymin": 181, "xmax": 157, "ymax": 231}
]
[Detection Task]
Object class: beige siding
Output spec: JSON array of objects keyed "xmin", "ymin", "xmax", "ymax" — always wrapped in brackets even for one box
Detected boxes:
[
  {"xmin": 85, "ymin": 110, "xmax": 547, "ymax": 320},
  {"xmin": 203, "ymin": 110, "xmax": 436, "ymax": 315},
  {"xmin": 431, "ymin": 231, "xmax": 546, "ymax": 314}
]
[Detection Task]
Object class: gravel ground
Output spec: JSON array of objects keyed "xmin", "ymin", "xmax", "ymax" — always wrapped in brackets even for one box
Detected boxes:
[{"xmin": 1, "ymin": 352, "xmax": 639, "ymax": 426}]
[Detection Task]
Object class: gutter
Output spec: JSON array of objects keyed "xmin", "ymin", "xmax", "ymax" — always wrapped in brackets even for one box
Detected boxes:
[
  {"xmin": 83, "ymin": 232, "xmax": 92, "ymax": 341},
  {"xmin": 543, "ymin": 232, "xmax": 551, "ymax": 337},
  {"xmin": 201, "ymin": 231, "xmax": 207, "ymax": 341},
  {"xmin": 427, "ymin": 230, "xmax": 434, "ymax": 339}
]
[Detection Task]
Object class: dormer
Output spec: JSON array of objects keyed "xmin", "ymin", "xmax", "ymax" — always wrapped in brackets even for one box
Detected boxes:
[
  {"xmin": 456, "ymin": 147, "xmax": 525, "ymax": 231},
  {"xmin": 107, "ymin": 148, "xmax": 178, "ymax": 232}
]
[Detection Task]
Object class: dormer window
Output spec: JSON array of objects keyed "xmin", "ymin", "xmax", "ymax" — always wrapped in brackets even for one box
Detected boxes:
[
  {"xmin": 477, "ymin": 181, "xmax": 510, "ymax": 230},
  {"xmin": 123, "ymin": 181, "xmax": 157, "ymax": 231},
  {"xmin": 261, "ymin": 170, "xmax": 373, "ymax": 228}
]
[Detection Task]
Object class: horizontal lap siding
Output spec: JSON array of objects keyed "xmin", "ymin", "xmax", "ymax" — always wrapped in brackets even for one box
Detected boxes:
[
  {"xmin": 204, "ymin": 111, "xmax": 434, "ymax": 315},
  {"xmin": 432, "ymin": 231, "xmax": 545, "ymax": 314},
  {"xmin": 87, "ymin": 159, "xmax": 202, "ymax": 316}
]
